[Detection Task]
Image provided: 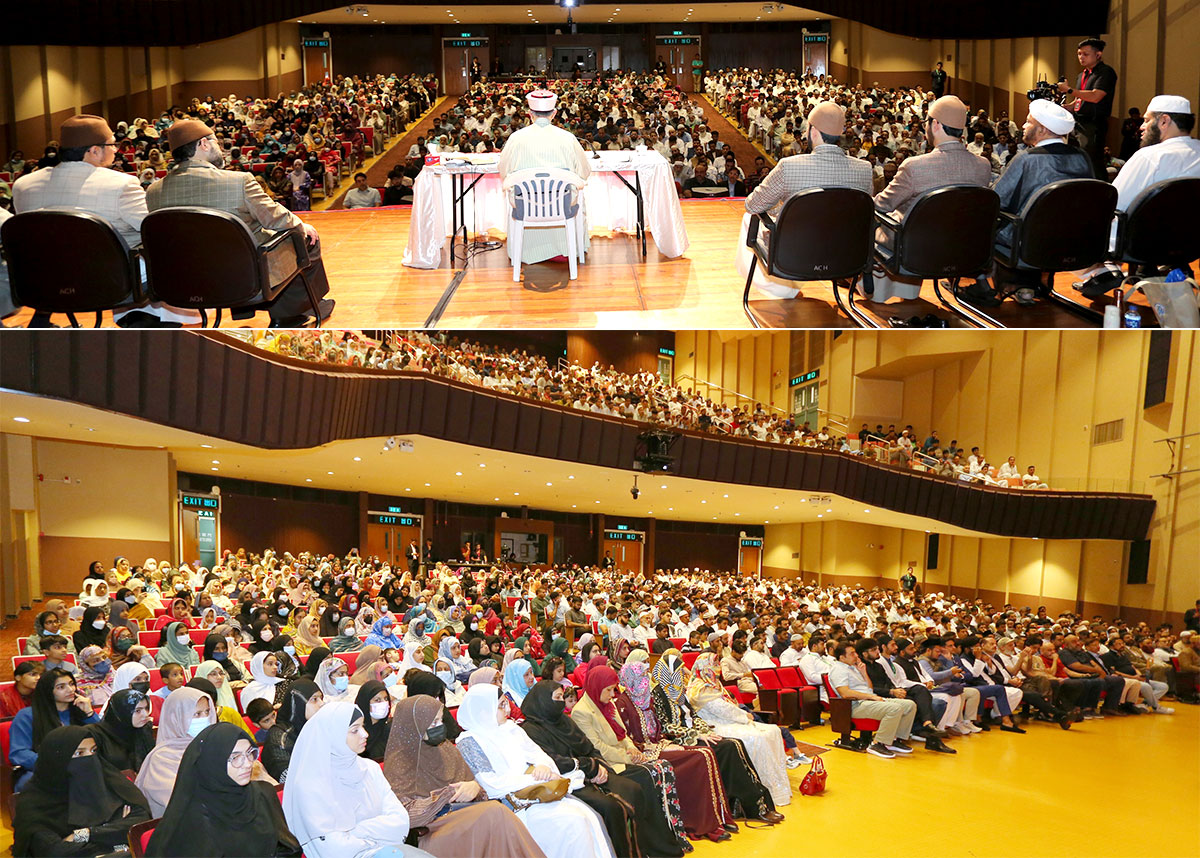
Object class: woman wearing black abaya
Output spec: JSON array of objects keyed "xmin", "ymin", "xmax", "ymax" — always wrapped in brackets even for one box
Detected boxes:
[
  {"xmin": 302, "ymin": 646, "xmax": 331, "ymax": 680},
  {"xmin": 13, "ymin": 725, "xmax": 151, "ymax": 858},
  {"xmin": 145, "ymin": 722, "xmax": 300, "ymax": 858},
  {"xmin": 261, "ymin": 678, "xmax": 324, "ymax": 782},
  {"xmin": 87, "ymin": 688, "xmax": 154, "ymax": 773},
  {"xmin": 353, "ymin": 679, "xmax": 393, "ymax": 761},
  {"xmin": 203, "ymin": 632, "xmax": 245, "ymax": 681},
  {"xmin": 521, "ymin": 679, "xmax": 686, "ymax": 858},
  {"xmin": 404, "ymin": 669, "xmax": 462, "ymax": 742},
  {"xmin": 72, "ymin": 605, "xmax": 111, "ymax": 653}
]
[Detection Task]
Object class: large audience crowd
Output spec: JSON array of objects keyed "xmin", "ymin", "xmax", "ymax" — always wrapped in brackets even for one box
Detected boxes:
[
  {"xmin": 0, "ymin": 73, "xmax": 436, "ymax": 214},
  {"xmin": 237, "ymin": 328, "xmax": 1056, "ymax": 489},
  {"xmin": 5, "ymin": 548, "xmax": 1197, "ymax": 857}
]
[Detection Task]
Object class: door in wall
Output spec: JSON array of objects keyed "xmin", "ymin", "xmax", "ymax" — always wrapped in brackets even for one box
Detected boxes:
[
  {"xmin": 601, "ymin": 532, "xmax": 644, "ymax": 577},
  {"xmin": 302, "ymin": 37, "xmax": 332, "ymax": 87},
  {"xmin": 443, "ymin": 38, "xmax": 490, "ymax": 95},
  {"xmin": 738, "ymin": 538, "xmax": 762, "ymax": 576}
]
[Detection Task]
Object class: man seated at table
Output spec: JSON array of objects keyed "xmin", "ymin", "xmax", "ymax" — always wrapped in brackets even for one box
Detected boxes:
[{"xmin": 498, "ymin": 89, "xmax": 592, "ymax": 266}]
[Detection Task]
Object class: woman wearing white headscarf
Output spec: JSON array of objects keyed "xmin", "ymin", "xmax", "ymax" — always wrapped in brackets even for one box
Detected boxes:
[
  {"xmin": 134, "ymin": 687, "xmax": 215, "ymax": 816},
  {"xmin": 283, "ymin": 701, "xmax": 436, "ymax": 858},
  {"xmin": 398, "ymin": 641, "xmax": 432, "ymax": 675},
  {"xmin": 454, "ymin": 684, "xmax": 615, "ymax": 858},
  {"xmin": 240, "ymin": 651, "xmax": 284, "ymax": 709}
]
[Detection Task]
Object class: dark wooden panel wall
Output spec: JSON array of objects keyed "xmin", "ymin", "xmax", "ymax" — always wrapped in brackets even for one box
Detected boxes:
[{"xmin": 0, "ymin": 331, "xmax": 1155, "ymax": 542}]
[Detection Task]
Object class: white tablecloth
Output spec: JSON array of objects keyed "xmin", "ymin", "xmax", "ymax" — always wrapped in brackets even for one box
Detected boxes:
[{"xmin": 402, "ymin": 150, "xmax": 689, "ymax": 268}]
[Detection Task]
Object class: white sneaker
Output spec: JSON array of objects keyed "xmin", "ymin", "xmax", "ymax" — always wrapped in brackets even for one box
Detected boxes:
[
  {"xmin": 965, "ymin": 722, "xmax": 983, "ymax": 734},
  {"xmin": 1153, "ymin": 706, "xmax": 1175, "ymax": 715},
  {"xmin": 786, "ymin": 756, "xmax": 802, "ymax": 769},
  {"xmin": 793, "ymin": 753, "xmax": 812, "ymax": 765}
]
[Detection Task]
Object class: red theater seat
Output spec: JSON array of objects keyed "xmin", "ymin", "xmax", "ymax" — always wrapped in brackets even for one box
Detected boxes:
[{"xmin": 822, "ymin": 674, "xmax": 880, "ymax": 752}]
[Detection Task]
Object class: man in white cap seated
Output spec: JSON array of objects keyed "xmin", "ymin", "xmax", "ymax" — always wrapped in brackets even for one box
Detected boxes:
[
  {"xmin": 498, "ymin": 89, "xmax": 592, "ymax": 267},
  {"xmin": 969, "ymin": 98, "xmax": 1092, "ymax": 306},
  {"xmin": 1072, "ymin": 95, "xmax": 1200, "ymax": 299}
]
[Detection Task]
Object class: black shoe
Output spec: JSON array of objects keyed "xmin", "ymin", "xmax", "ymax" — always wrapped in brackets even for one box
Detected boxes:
[
  {"xmin": 1078, "ymin": 268, "xmax": 1125, "ymax": 299},
  {"xmin": 1057, "ymin": 713, "xmax": 1072, "ymax": 730},
  {"xmin": 975, "ymin": 720, "xmax": 991, "ymax": 732},
  {"xmin": 1120, "ymin": 703, "xmax": 1141, "ymax": 715},
  {"xmin": 115, "ymin": 309, "xmax": 167, "ymax": 328},
  {"xmin": 962, "ymin": 278, "xmax": 1003, "ymax": 307},
  {"xmin": 1000, "ymin": 723, "xmax": 1026, "ymax": 734},
  {"xmin": 887, "ymin": 315, "xmax": 921, "ymax": 328},
  {"xmin": 721, "ymin": 823, "xmax": 739, "ymax": 834},
  {"xmin": 925, "ymin": 737, "xmax": 957, "ymax": 754},
  {"xmin": 26, "ymin": 312, "xmax": 61, "ymax": 328},
  {"xmin": 921, "ymin": 314, "xmax": 949, "ymax": 328},
  {"xmin": 866, "ymin": 742, "xmax": 896, "ymax": 759}
]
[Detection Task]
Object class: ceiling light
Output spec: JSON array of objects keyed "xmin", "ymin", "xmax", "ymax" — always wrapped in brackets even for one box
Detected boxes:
[
  {"xmin": 12, "ymin": 416, "xmax": 29, "ymax": 423},
  {"xmin": 647, "ymin": 511, "xmax": 653, "ymax": 515},
  {"xmin": 734, "ymin": 512, "xmax": 741, "ymax": 516},
  {"xmin": 424, "ymin": 482, "xmax": 431, "ymax": 487},
  {"xmin": 572, "ymin": 504, "xmax": 577, "ymax": 508},
  {"xmin": 660, "ymin": 484, "xmax": 667, "ymax": 489},
  {"xmin": 764, "ymin": 520, "xmax": 769, "ymax": 523},
  {"xmin": 455, "ymin": 471, "xmax": 463, "ymax": 476},
  {"xmin": 200, "ymin": 444, "xmax": 212, "ymax": 448},
  {"xmin": 568, "ymin": 475, "xmax": 575, "ymax": 480},
  {"xmin": 799, "ymin": 498, "xmax": 807, "ymax": 503},
  {"xmin": 494, "ymin": 497, "xmax": 500, "ymax": 501},
  {"xmin": 773, "ymin": 505, "xmax": 779, "ymax": 510},
  {"xmin": 668, "ymin": 507, "xmax": 674, "ymax": 511},
  {"xmin": 826, "ymin": 508, "xmax": 833, "ymax": 513},
  {"xmin": 864, "ymin": 508, "xmax": 870, "ymax": 513},
  {"xmin": 405, "ymin": 487, "xmax": 411, "ymax": 492},
  {"xmin": 595, "ymin": 500, "xmax": 600, "ymax": 504},
  {"xmin": 546, "ymin": 482, "xmax": 553, "ymax": 486},
  {"xmin": 723, "ymin": 493, "xmax": 729, "ymax": 498},
  {"xmin": 712, "ymin": 516, "xmax": 717, "ymax": 519},
  {"xmin": 514, "ymin": 492, "xmax": 520, "ymax": 496},
  {"xmin": 211, "ymin": 467, "xmax": 218, "ymax": 471},
  {"xmin": 925, "ymin": 529, "xmax": 931, "ymax": 533},
  {"xmin": 479, "ymin": 463, "xmax": 486, "ymax": 468},
  {"xmin": 701, "ymin": 500, "xmax": 707, "ymax": 504},
  {"xmin": 211, "ymin": 460, "xmax": 220, "ymax": 465},
  {"xmin": 817, "ymin": 514, "xmax": 823, "ymax": 518},
  {"xmin": 327, "ymin": 471, "xmax": 334, "ymax": 475},
  {"xmin": 306, "ymin": 478, "xmax": 313, "ymax": 482},
  {"xmin": 353, "ymin": 457, "xmax": 361, "ymax": 462}
]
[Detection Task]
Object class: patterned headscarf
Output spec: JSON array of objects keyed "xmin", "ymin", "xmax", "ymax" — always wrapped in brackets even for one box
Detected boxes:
[
  {"xmin": 686, "ymin": 652, "xmax": 734, "ymax": 710},
  {"xmin": 651, "ymin": 649, "xmax": 687, "ymax": 703}
]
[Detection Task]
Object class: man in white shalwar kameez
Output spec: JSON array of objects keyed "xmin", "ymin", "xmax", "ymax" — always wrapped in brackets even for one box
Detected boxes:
[{"xmin": 499, "ymin": 89, "xmax": 592, "ymax": 264}]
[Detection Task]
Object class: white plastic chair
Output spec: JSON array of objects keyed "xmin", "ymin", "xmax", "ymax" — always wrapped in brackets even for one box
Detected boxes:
[{"xmin": 502, "ymin": 168, "xmax": 587, "ymax": 282}]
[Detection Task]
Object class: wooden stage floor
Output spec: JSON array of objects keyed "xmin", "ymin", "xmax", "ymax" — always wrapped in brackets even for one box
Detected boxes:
[{"xmin": 5, "ymin": 200, "xmax": 1142, "ymax": 330}]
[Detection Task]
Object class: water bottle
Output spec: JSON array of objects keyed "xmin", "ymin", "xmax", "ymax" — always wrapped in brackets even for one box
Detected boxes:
[
  {"xmin": 1165, "ymin": 268, "xmax": 1188, "ymax": 283},
  {"xmin": 1123, "ymin": 306, "xmax": 1141, "ymax": 328}
]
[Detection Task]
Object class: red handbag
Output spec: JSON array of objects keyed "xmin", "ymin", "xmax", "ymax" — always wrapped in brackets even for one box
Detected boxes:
[{"xmin": 798, "ymin": 754, "xmax": 827, "ymax": 796}]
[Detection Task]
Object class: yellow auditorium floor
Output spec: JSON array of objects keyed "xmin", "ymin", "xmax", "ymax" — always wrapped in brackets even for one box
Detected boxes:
[{"xmin": 1, "ymin": 706, "xmax": 1197, "ymax": 857}]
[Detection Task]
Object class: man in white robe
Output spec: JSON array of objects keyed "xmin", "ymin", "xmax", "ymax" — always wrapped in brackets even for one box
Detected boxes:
[{"xmin": 498, "ymin": 89, "xmax": 592, "ymax": 265}]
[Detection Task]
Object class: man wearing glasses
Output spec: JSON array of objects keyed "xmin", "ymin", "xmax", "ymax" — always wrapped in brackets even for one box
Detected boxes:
[{"xmin": 12, "ymin": 114, "xmax": 198, "ymax": 327}]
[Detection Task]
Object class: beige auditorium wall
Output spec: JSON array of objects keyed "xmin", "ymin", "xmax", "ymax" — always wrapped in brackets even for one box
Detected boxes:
[
  {"xmin": 757, "ymin": 330, "xmax": 1196, "ymax": 628},
  {"xmin": 675, "ymin": 331, "xmax": 837, "ymax": 423},
  {"xmin": 0, "ymin": 22, "xmax": 302, "ymax": 160},
  {"xmin": 829, "ymin": 3, "xmax": 1199, "ymax": 147},
  {"xmin": 26, "ymin": 439, "xmax": 176, "ymax": 595}
]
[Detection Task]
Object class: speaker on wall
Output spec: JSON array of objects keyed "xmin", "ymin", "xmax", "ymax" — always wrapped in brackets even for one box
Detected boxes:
[
  {"xmin": 1127, "ymin": 539, "xmax": 1150, "ymax": 585},
  {"xmin": 926, "ymin": 533, "xmax": 940, "ymax": 570}
]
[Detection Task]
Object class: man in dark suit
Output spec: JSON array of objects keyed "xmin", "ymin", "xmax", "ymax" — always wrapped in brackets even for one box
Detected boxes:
[
  {"xmin": 858, "ymin": 638, "xmax": 955, "ymax": 753},
  {"xmin": 931, "ymin": 62, "xmax": 948, "ymax": 98},
  {"xmin": 146, "ymin": 119, "xmax": 333, "ymax": 327}
]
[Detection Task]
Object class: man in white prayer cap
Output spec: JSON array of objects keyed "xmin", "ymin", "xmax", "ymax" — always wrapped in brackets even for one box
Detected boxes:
[
  {"xmin": 967, "ymin": 99, "xmax": 1094, "ymax": 305},
  {"xmin": 498, "ymin": 89, "xmax": 592, "ymax": 266},
  {"xmin": 1072, "ymin": 95, "xmax": 1200, "ymax": 297}
]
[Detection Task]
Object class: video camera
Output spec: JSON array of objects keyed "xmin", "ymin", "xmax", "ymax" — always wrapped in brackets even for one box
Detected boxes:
[{"xmin": 1027, "ymin": 77, "xmax": 1067, "ymax": 103}]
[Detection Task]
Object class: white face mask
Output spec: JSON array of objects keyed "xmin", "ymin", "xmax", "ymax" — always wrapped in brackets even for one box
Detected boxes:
[
  {"xmin": 124, "ymin": 595, "xmax": 136, "ymax": 605},
  {"xmin": 260, "ymin": 629, "xmax": 274, "ymax": 642},
  {"xmin": 369, "ymin": 700, "xmax": 390, "ymax": 720},
  {"xmin": 177, "ymin": 635, "xmax": 191, "ymax": 647},
  {"xmin": 93, "ymin": 619, "xmax": 107, "ymax": 630},
  {"xmin": 187, "ymin": 716, "xmax": 209, "ymax": 737}
]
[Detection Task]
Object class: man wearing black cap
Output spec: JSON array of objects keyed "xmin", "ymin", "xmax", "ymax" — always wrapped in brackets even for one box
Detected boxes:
[
  {"xmin": 1057, "ymin": 38, "xmax": 1117, "ymax": 179},
  {"xmin": 145, "ymin": 119, "xmax": 333, "ymax": 327}
]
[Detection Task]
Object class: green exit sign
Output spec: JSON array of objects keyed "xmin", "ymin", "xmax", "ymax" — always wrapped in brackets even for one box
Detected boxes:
[
  {"xmin": 790, "ymin": 370, "xmax": 819, "ymax": 386},
  {"xmin": 659, "ymin": 347, "xmax": 675, "ymax": 357},
  {"xmin": 673, "ymin": 30, "xmax": 682, "ymax": 35},
  {"xmin": 741, "ymin": 538, "xmax": 763, "ymax": 548},
  {"xmin": 803, "ymin": 34, "xmax": 827, "ymax": 43}
]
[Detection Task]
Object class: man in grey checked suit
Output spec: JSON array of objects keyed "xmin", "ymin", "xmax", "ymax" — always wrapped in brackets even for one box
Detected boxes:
[
  {"xmin": 146, "ymin": 119, "xmax": 333, "ymax": 326},
  {"xmin": 745, "ymin": 100, "xmax": 873, "ymax": 218},
  {"xmin": 869, "ymin": 95, "xmax": 992, "ymax": 303},
  {"xmin": 13, "ymin": 114, "xmax": 199, "ymax": 327}
]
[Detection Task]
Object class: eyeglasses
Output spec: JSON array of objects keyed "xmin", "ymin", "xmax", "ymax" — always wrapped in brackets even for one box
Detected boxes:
[
  {"xmin": 101, "ymin": 143, "xmax": 120, "ymax": 148},
  {"xmin": 228, "ymin": 749, "xmax": 257, "ymax": 766}
]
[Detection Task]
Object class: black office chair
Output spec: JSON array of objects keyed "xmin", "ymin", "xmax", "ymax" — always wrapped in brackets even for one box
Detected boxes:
[
  {"xmin": 0, "ymin": 210, "xmax": 145, "ymax": 327},
  {"xmin": 742, "ymin": 187, "xmax": 875, "ymax": 328},
  {"xmin": 140, "ymin": 207, "xmax": 321, "ymax": 328},
  {"xmin": 1114, "ymin": 176, "xmax": 1200, "ymax": 274},
  {"xmin": 970, "ymin": 178, "xmax": 1118, "ymax": 326},
  {"xmin": 870, "ymin": 185, "xmax": 1001, "ymax": 328}
]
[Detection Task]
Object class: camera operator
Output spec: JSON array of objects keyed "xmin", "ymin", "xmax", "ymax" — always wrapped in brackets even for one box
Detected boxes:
[{"xmin": 1057, "ymin": 37, "xmax": 1117, "ymax": 180}]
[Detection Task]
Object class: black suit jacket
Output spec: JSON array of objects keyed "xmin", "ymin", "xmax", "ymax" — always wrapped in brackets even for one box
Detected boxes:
[{"xmin": 865, "ymin": 659, "xmax": 896, "ymax": 697}]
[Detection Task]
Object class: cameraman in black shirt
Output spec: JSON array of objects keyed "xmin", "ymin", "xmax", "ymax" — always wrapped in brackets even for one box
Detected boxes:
[{"xmin": 1057, "ymin": 37, "xmax": 1117, "ymax": 179}]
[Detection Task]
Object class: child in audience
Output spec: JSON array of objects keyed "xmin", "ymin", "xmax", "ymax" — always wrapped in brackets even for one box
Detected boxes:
[
  {"xmin": 153, "ymin": 662, "xmax": 187, "ymax": 699},
  {"xmin": 246, "ymin": 697, "xmax": 277, "ymax": 744},
  {"xmin": 39, "ymin": 636, "xmax": 78, "ymax": 675}
]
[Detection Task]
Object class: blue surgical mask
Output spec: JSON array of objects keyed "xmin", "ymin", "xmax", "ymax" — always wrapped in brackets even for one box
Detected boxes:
[
  {"xmin": 283, "ymin": 645, "xmax": 296, "ymax": 656},
  {"xmin": 187, "ymin": 717, "xmax": 209, "ymax": 737},
  {"xmin": 93, "ymin": 659, "xmax": 112, "ymax": 675},
  {"xmin": 437, "ymin": 670, "xmax": 455, "ymax": 688},
  {"xmin": 213, "ymin": 650, "xmax": 228, "ymax": 661},
  {"xmin": 333, "ymin": 675, "xmax": 349, "ymax": 691},
  {"xmin": 383, "ymin": 672, "xmax": 398, "ymax": 688},
  {"xmin": 278, "ymin": 607, "xmax": 289, "ymax": 617}
]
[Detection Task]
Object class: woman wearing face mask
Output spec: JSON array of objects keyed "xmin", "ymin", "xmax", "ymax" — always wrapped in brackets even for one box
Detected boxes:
[
  {"xmin": 248, "ymin": 617, "xmax": 280, "ymax": 655},
  {"xmin": 204, "ymin": 632, "xmax": 245, "ymax": 682},
  {"xmin": 316, "ymin": 656, "xmax": 354, "ymax": 703},
  {"xmin": 13, "ymin": 727, "xmax": 152, "ymax": 858},
  {"xmin": 431, "ymin": 658, "xmax": 465, "ymax": 706},
  {"xmin": 155, "ymin": 621, "xmax": 200, "ymax": 669},
  {"xmin": 319, "ymin": 602, "xmax": 346, "ymax": 638},
  {"xmin": 77, "ymin": 645, "xmax": 116, "ymax": 709},
  {"xmin": 262, "ymin": 678, "xmax": 325, "ymax": 781},
  {"xmin": 273, "ymin": 634, "xmax": 302, "ymax": 680},
  {"xmin": 241, "ymin": 651, "xmax": 284, "ymax": 710},
  {"xmin": 73, "ymin": 605, "xmax": 111, "ymax": 653},
  {"xmin": 439, "ymin": 637, "xmax": 476, "ymax": 685},
  {"xmin": 106, "ymin": 624, "xmax": 140, "ymax": 669},
  {"xmin": 384, "ymin": 695, "xmax": 550, "ymax": 858},
  {"xmin": 23, "ymin": 609, "xmax": 77, "ymax": 655},
  {"xmin": 366, "ymin": 616, "xmax": 404, "ymax": 650},
  {"xmin": 404, "ymin": 670, "xmax": 464, "ymax": 743},
  {"xmin": 328, "ymin": 619, "xmax": 360, "ymax": 652},
  {"xmin": 283, "ymin": 701, "xmax": 438, "ymax": 858},
  {"xmin": 353, "ymin": 680, "xmax": 394, "ymax": 762},
  {"xmin": 145, "ymin": 722, "xmax": 299, "ymax": 858},
  {"xmin": 192, "ymin": 663, "xmax": 253, "ymax": 733},
  {"xmin": 273, "ymin": 593, "xmax": 299, "ymax": 638},
  {"xmin": 107, "ymin": 589, "xmax": 139, "ymax": 635},
  {"xmin": 135, "ymin": 687, "xmax": 216, "ymax": 816},
  {"xmin": 354, "ymin": 603, "xmax": 379, "ymax": 638},
  {"xmin": 454, "ymin": 684, "xmax": 617, "ymax": 858},
  {"xmin": 86, "ymin": 687, "xmax": 155, "ymax": 773}
]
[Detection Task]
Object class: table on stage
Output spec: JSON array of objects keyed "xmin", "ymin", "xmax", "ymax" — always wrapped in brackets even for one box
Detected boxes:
[{"xmin": 401, "ymin": 149, "xmax": 690, "ymax": 269}]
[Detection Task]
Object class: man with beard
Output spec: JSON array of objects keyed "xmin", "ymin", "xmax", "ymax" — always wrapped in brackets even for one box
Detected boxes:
[
  {"xmin": 146, "ymin": 119, "xmax": 334, "ymax": 326},
  {"xmin": 1071, "ymin": 95, "xmax": 1200, "ymax": 298}
]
